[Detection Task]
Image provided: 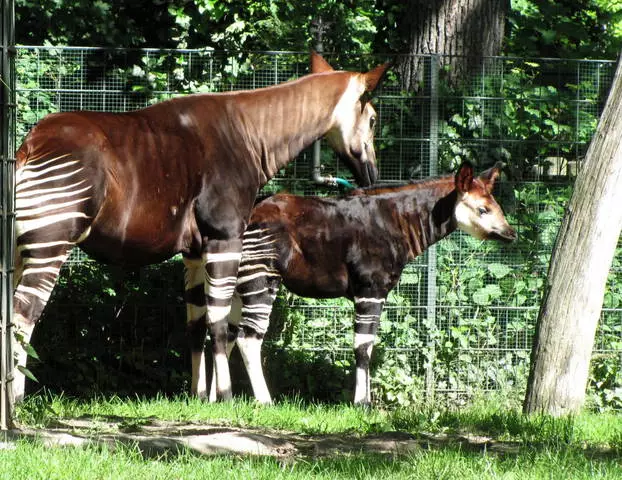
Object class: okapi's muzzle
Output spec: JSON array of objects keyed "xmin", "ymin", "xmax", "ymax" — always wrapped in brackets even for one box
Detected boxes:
[
  {"xmin": 363, "ymin": 161, "xmax": 379, "ymax": 186},
  {"xmin": 488, "ymin": 226, "xmax": 518, "ymax": 244},
  {"xmin": 338, "ymin": 153, "xmax": 378, "ymax": 187}
]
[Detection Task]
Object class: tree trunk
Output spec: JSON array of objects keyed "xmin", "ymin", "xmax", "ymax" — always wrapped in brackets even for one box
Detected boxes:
[
  {"xmin": 523, "ymin": 53, "xmax": 622, "ymax": 416},
  {"xmin": 397, "ymin": 0, "xmax": 509, "ymax": 91}
]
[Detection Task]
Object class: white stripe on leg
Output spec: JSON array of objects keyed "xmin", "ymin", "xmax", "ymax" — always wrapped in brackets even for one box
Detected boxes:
[
  {"xmin": 191, "ymin": 351, "xmax": 207, "ymax": 399},
  {"xmin": 211, "ymin": 352, "xmax": 232, "ymax": 401},
  {"xmin": 353, "ymin": 333, "xmax": 375, "ymax": 405},
  {"xmin": 353, "ymin": 366, "xmax": 370, "ymax": 405},
  {"xmin": 11, "ymin": 314, "xmax": 34, "ymax": 403},
  {"xmin": 209, "ymin": 337, "xmax": 235, "ymax": 402},
  {"xmin": 237, "ymin": 335, "xmax": 272, "ymax": 404}
]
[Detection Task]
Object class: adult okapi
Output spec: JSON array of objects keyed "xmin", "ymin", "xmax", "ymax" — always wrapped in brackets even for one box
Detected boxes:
[
  {"xmin": 224, "ymin": 162, "xmax": 516, "ymax": 405},
  {"xmin": 12, "ymin": 52, "xmax": 390, "ymax": 403}
]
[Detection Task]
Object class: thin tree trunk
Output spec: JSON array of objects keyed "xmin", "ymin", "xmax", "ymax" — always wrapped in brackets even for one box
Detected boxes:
[
  {"xmin": 523, "ymin": 53, "xmax": 622, "ymax": 416},
  {"xmin": 397, "ymin": 0, "xmax": 509, "ymax": 91}
]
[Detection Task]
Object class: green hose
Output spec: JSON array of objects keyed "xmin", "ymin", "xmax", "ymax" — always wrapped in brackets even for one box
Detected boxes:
[{"xmin": 334, "ymin": 177, "xmax": 355, "ymax": 190}]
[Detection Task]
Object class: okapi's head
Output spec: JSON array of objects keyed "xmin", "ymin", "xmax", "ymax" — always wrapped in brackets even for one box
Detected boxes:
[
  {"xmin": 453, "ymin": 162, "xmax": 517, "ymax": 243},
  {"xmin": 310, "ymin": 51, "xmax": 390, "ymax": 187}
]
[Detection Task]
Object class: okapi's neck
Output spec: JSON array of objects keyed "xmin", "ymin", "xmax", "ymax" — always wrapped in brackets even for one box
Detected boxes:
[
  {"xmin": 231, "ymin": 72, "xmax": 354, "ymax": 182},
  {"xmin": 370, "ymin": 176, "xmax": 459, "ymax": 260}
]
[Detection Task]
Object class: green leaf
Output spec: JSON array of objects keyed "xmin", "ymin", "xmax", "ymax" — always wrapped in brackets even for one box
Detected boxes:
[
  {"xmin": 472, "ymin": 289, "xmax": 490, "ymax": 305},
  {"xmin": 17, "ymin": 365, "xmax": 39, "ymax": 383},
  {"xmin": 24, "ymin": 343, "xmax": 40, "ymax": 360},
  {"xmin": 473, "ymin": 284, "xmax": 503, "ymax": 305},
  {"xmin": 400, "ymin": 271, "xmax": 419, "ymax": 284},
  {"xmin": 488, "ymin": 263, "xmax": 511, "ymax": 279},
  {"xmin": 484, "ymin": 284, "xmax": 503, "ymax": 298}
]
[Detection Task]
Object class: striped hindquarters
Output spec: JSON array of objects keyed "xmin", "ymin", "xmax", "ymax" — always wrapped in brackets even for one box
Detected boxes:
[{"xmin": 14, "ymin": 153, "xmax": 94, "ymax": 320}]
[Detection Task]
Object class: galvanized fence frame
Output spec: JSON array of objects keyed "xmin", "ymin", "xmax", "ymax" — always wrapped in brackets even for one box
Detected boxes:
[
  {"xmin": 10, "ymin": 46, "xmax": 621, "ymax": 404},
  {"xmin": 0, "ymin": 0, "xmax": 15, "ymax": 429}
]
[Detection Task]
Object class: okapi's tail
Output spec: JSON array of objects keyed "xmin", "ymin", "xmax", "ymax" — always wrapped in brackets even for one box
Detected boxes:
[{"xmin": 229, "ymin": 293, "xmax": 243, "ymax": 326}]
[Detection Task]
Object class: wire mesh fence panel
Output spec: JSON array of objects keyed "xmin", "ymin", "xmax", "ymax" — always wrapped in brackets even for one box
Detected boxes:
[{"xmin": 13, "ymin": 47, "xmax": 622, "ymax": 406}]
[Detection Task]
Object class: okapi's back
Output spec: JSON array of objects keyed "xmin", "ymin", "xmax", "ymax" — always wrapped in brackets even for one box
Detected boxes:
[
  {"xmin": 19, "ymin": 108, "xmax": 208, "ymax": 172},
  {"xmin": 248, "ymin": 193, "xmax": 358, "ymax": 245},
  {"xmin": 17, "ymin": 112, "xmax": 109, "ymax": 168}
]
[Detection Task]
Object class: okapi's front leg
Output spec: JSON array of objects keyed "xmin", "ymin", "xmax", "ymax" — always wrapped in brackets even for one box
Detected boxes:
[
  {"xmin": 353, "ymin": 297, "xmax": 385, "ymax": 405},
  {"xmin": 205, "ymin": 238, "xmax": 243, "ymax": 401}
]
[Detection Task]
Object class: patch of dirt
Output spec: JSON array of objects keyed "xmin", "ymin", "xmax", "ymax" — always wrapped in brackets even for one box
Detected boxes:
[{"xmin": 0, "ymin": 416, "xmax": 530, "ymax": 459}]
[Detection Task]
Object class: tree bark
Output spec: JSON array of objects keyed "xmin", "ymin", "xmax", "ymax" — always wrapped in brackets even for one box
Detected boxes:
[
  {"xmin": 397, "ymin": 0, "xmax": 509, "ymax": 91},
  {"xmin": 523, "ymin": 53, "xmax": 622, "ymax": 416}
]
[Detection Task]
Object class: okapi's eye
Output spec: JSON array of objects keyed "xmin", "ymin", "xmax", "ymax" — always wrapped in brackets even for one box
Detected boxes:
[
  {"xmin": 369, "ymin": 116, "xmax": 376, "ymax": 130},
  {"xmin": 478, "ymin": 206, "xmax": 489, "ymax": 215}
]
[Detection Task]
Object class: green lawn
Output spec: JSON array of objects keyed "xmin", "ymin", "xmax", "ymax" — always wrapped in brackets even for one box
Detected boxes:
[{"xmin": 1, "ymin": 392, "xmax": 621, "ymax": 479}]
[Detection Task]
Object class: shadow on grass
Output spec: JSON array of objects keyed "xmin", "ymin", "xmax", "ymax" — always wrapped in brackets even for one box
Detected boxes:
[{"xmin": 8, "ymin": 403, "xmax": 621, "ymax": 466}]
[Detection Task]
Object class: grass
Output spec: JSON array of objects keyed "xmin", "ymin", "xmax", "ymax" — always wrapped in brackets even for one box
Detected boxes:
[
  {"xmin": 1, "ymin": 441, "xmax": 620, "ymax": 480},
  {"xmin": 1, "ymin": 392, "xmax": 622, "ymax": 479}
]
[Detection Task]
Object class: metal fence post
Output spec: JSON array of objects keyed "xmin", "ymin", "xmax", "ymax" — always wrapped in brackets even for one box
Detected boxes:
[
  {"xmin": 0, "ymin": 0, "xmax": 15, "ymax": 430},
  {"xmin": 424, "ymin": 55, "xmax": 439, "ymax": 403}
]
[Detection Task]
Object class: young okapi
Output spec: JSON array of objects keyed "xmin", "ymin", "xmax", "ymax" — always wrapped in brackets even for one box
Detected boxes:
[
  {"xmin": 12, "ymin": 52, "xmax": 390, "ymax": 403},
  {"xmin": 226, "ymin": 162, "xmax": 517, "ymax": 404}
]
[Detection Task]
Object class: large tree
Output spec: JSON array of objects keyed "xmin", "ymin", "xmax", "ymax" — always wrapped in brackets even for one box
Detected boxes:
[
  {"xmin": 523, "ymin": 51, "xmax": 622, "ymax": 416},
  {"xmin": 386, "ymin": 0, "xmax": 509, "ymax": 91}
]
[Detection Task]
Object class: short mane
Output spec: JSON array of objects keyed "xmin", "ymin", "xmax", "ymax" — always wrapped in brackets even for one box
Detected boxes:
[{"xmin": 346, "ymin": 174, "xmax": 454, "ymax": 197}]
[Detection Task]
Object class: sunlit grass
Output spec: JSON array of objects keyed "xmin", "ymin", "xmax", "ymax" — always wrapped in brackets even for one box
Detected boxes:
[
  {"xmin": 6, "ymin": 391, "xmax": 622, "ymax": 479},
  {"xmin": 1, "ymin": 437, "xmax": 622, "ymax": 480}
]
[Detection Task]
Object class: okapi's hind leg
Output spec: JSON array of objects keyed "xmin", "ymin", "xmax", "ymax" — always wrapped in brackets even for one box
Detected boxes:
[
  {"xmin": 204, "ymin": 238, "xmax": 243, "ymax": 402},
  {"xmin": 235, "ymin": 329, "xmax": 272, "ymax": 404},
  {"xmin": 229, "ymin": 226, "xmax": 281, "ymax": 403},
  {"xmin": 208, "ymin": 320, "xmax": 237, "ymax": 403},
  {"xmin": 182, "ymin": 254, "xmax": 209, "ymax": 398},
  {"xmin": 12, "ymin": 153, "xmax": 95, "ymax": 402},
  {"xmin": 352, "ymin": 297, "xmax": 384, "ymax": 405},
  {"xmin": 12, "ymin": 241, "xmax": 76, "ymax": 401}
]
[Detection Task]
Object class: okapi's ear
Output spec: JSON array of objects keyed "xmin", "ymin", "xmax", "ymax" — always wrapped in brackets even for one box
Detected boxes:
[
  {"xmin": 455, "ymin": 161, "xmax": 474, "ymax": 193},
  {"xmin": 364, "ymin": 61, "xmax": 392, "ymax": 92},
  {"xmin": 310, "ymin": 50, "xmax": 334, "ymax": 73},
  {"xmin": 479, "ymin": 161, "xmax": 503, "ymax": 193}
]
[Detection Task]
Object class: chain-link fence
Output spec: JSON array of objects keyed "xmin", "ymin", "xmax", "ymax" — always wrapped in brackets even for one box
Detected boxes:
[{"xmin": 13, "ymin": 46, "xmax": 621, "ymax": 405}]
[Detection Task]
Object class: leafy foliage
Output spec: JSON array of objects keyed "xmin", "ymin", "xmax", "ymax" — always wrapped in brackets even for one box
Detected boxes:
[
  {"xmin": 16, "ymin": 0, "xmax": 179, "ymax": 48},
  {"xmin": 506, "ymin": 0, "xmax": 622, "ymax": 58},
  {"xmin": 16, "ymin": 0, "xmax": 383, "ymax": 55}
]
